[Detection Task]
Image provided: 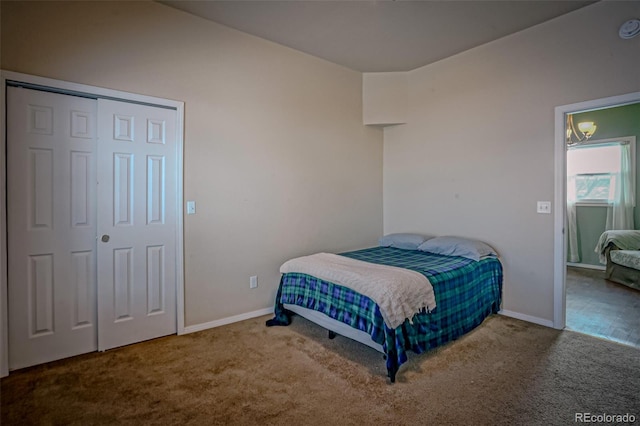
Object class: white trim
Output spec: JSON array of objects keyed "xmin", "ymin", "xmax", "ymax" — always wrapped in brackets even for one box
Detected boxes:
[
  {"xmin": 174, "ymin": 103, "xmax": 186, "ymax": 336},
  {"xmin": 573, "ymin": 202, "xmax": 612, "ymax": 207},
  {"xmin": 499, "ymin": 310, "xmax": 554, "ymax": 328},
  {"xmin": 554, "ymin": 92, "xmax": 640, "ymax": 331},
  {"xmin": 566, "ymin": 262, "xmax": 606, "ymax": 271},
  {"xmin": 181, "ymin": 308, "xmax": 274, "ymax": 335},
  {"xmin": 0, "ymin": 70, "xmax": 186, "ymax": 376},
  {"xmin": 2, "ymin": 71, "xmax": 183, "ymax": 109},
  {"xmin": 0, "ymin": 76, "xmax": 7, "ymax": 378}
]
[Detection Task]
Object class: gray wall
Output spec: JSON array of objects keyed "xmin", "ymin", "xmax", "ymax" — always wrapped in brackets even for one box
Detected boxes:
[
  {"xmin": 383, "ymin": 1, "xmax": 640, "ymax": 323},
  {"xmin": 1, "ymin": 1, "xmax": 384, "ymax": 327}
]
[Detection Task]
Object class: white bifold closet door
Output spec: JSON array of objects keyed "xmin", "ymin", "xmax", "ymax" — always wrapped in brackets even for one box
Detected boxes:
[
  {"xmin": 96, "ymin": 99, "xmax": 177, "ymax": 352},
  {"xmin": 8, "ymin": 87, "xmax": 99, "ymax": 369},
  {"xmin": 7, "ymin": 87, "xmax": 177, "ymax": 370}
]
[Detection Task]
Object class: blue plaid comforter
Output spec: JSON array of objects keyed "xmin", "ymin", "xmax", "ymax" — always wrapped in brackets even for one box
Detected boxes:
[{"xmin": 270, "ymin": 247, "xmax": 503, "ymax": 380}]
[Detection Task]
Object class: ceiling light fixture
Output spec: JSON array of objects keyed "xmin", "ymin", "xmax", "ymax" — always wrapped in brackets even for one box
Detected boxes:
[{"xmin": 566, "ymin": 114, "xmax": 597, "ymax": 145}]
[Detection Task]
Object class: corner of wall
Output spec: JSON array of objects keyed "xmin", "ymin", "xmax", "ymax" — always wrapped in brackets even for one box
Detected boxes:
[{"xmin": 363, "ymin": 72, "xmax": 408, "ymax": 126}]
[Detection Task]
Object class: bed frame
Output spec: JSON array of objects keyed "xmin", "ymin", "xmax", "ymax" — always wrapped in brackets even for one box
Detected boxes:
[
  {"xmin": 284, "ymin": 304, "xmax": 384, "ymax": 353},
  {"xmin": 604, "ymin": 244, "xmax": 640, "ymax": 291}
]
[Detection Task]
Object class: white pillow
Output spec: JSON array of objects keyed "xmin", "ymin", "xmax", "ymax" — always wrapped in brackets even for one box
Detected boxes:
[
  {"xmin": 417, "ymin": 236, "xmax": 497, "ymax": 261},
  {"xmin": 379, "ymin": 233, "xmax": 432, "ymax": 250}
]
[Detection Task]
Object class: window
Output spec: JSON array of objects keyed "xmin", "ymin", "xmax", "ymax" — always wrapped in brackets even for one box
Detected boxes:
[
  {"xmin": 574, "ymin": 173, "xmax": 615, "ymax": 201},
  {"xmin": 567, "ymin": 138, "xmax": 635, "ymax": 205}
]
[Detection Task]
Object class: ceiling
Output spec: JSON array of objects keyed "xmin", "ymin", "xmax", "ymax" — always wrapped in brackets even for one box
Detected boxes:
[{"xmin": 159, "ymin": 0, "xmax": 596, "ymax": 72}]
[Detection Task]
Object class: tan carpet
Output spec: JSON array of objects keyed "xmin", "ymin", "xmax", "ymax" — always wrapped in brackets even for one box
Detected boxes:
[{"xmin": 2, "ymin": 314, "xmax": 639, "ymax": 425}]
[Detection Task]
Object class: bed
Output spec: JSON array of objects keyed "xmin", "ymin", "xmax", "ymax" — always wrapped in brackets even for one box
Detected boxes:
[{"xmin": 266, "ymin": 235, "xmax": 503, "ymax": 382}]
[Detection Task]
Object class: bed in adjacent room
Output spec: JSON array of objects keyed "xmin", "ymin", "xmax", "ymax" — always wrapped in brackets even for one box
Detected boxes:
[{"xmin": 266, "ymin": 234, "xmax": 503, "ymax": 382}]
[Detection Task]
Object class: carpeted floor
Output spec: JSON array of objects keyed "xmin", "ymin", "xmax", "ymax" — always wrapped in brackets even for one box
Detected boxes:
[{"xmin": 1, "ymin": 314, "xmax": 639, "ymax": 425}]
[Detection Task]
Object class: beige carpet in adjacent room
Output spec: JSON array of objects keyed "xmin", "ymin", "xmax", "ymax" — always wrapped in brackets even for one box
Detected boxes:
[{"xmin": 2, "ymin": 314, "xmax": 638, "ymax": 425}]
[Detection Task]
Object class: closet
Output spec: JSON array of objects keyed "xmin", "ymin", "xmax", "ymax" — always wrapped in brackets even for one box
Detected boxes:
[{"xmin": 7, "ymin": 85, "xmax": 179, "ymax": 370}]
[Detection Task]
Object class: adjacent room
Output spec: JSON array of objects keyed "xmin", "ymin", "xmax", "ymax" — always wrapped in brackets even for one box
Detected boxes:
[
  {"xmin": 1, "ymin": 1, "xmax": 639, "ymax": 424},
  {"xmin": 565, "ymin": 103, "xmax": 640, "ymax": 348}
]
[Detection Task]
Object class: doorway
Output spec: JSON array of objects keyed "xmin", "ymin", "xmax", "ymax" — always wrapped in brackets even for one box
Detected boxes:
[
  {"xmin": 553, "ymin": 91, "xmax": 640, "ymax": 338},
  {"xmin": 564, "ymin": 112, "xmax": 640, "ymax": 347},
  {"xmin": 1, "ymin": 72, "xmax": 185, "ymax": 374}
]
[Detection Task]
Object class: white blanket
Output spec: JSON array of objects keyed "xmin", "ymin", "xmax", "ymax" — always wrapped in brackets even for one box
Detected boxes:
[{"xmin": 280, "ymin": 253, "xmax": 436, "ymax": 329}]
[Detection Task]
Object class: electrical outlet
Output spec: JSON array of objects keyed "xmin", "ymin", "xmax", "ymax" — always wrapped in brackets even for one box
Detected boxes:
[
  {"xmin": 250, "ymin": 275, "xmax": 258, "ymax": 289},
  {"xmin": 537, "ymin": 201, "xmax": 551, "ymax": 214}
]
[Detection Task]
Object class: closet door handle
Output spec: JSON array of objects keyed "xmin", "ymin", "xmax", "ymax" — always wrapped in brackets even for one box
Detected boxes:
[{"xmin": 101, "ymin": 234, "xmax": 110, "ymax": 243}]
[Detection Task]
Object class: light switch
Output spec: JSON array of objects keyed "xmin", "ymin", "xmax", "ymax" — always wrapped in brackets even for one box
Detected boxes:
[
  {"xmin": 537, "ymin": 201, "xmax": 551, "ymax": 214},
  {"xmin": 186, "ymin": 201, "xmax": 196, "ymax": 215}
]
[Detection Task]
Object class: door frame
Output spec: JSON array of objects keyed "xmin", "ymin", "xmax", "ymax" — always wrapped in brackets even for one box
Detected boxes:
[
  {"xmin": 553, "ymin": 91, "xmax": 640, "ymax": 330},
  {"xmin": 0, "ymin": 70, "xmax": 186, "ymax": 376}
]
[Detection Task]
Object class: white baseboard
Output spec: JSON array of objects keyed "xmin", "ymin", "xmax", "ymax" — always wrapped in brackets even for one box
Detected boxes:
[
  {"xmin": 185, "ymin": 307, "xmax": 555, "ymax": 335},
  {"xmin": 180, "ymin": 307, "xmax": 274, "ymax": 335},
  {"xmin": 499, "ymin": 310, "xmax": 554, "ymax": 328},
  {"xmin": 566, "ymin": 262, "xmax": 605, "ymax": 271}
]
